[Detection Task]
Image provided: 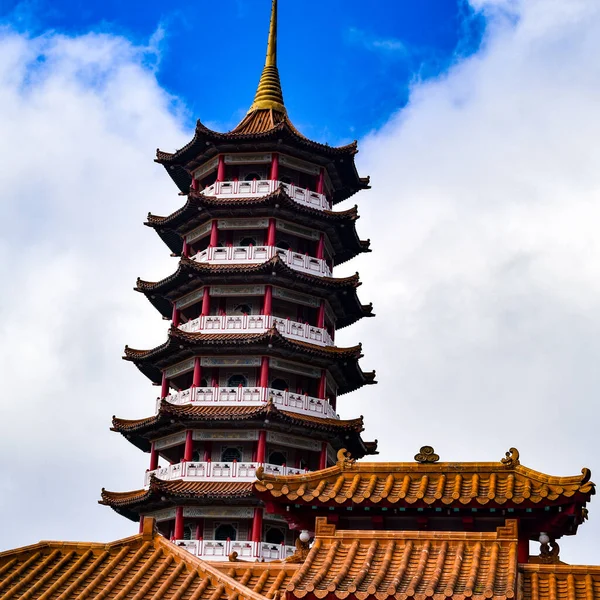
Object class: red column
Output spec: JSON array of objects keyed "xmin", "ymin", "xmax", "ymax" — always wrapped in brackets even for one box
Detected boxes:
[
  {"xmin": 211, "ymin": 368, "xmax": 219, "ymax": 387},
  {"xmin": 319, "ymin": 442, "xmax": 327, "ymax": 469},
  {"xmin": 183, "ymin": 430, "xmax": 193, "ymax": 462},
  {"xmin": 174, "ymin": 507, "xmax": 184, "ymax": 540},
  {"xmin": 317, "ymin": 301, "xmax": 325, "ymax": 329},
  {"xmin": 270, "ymin": 153, "xmax": 279, "ymax": 181},
  {"xmin": 263, "ymin": 286, "xmax": 273, "ymax": 316},
  {"xmin": 150, "ymin": 442, "xmax": 159, "ymax": 470},
  {"xmin": 160, "ymin": 373, "xmax": 169, "ymax": 399},
  {"xmin": 251, "ymin": 507, "xmax": 264, "ymax": 542},
  {"xmin": 195, "ymin": 519, "xmax": 204, "ymax": 540},
  {"xmin": 209, "ymin": 220, "xmax": 219, "ymax": 247},
  {"xmin": 192, "ymin": 358, "xmax": 202, "ymax": 387},
  {"xmin": 191, "ymin": 177, "xmax": 199, "ymax": 191},
  {"xmin": 318, "ymin": 370, "xmax": 327, "ymax": 399},
  {"xmin": 256, "ymin": 431, "xmax": 267, "ymax": 463},
  {"xmin": 139, "ymin": 516, "xmax": 145, "ymax": 534},
  {"xmin": 182, "ymin": 239, "xmax": 189, "ymax": 258},
  {"xmin": 267, "ymin": 218, "xmax": 276, "ymax": 246},
  {"xmin": 317, "ymin": 168, "xmax": 325, "ymax": 194},
  {"xmin": 316, "ymin": 233, "xmax": 325, "ymax": 259},
  {"xmin": 203, "ymin": 441, "xmax": 212, "ymax": 462},
  {"xmin": 260, "ymin": 357, "xmax": 270, "ymax": 388},
  {"xmin": 518, "ymin": 536, "xmax": 529, "ymax": 563},
  {"xmin": 216, "ymin": 155, "xmax": 225, "ymax": 182},
  {"xmin": 171, "ymin": 304, "xmax": 180, "ymax": 327},
  {"xmin": 201, "ymin": 287, "xmax": 211, "ymax": 316}
]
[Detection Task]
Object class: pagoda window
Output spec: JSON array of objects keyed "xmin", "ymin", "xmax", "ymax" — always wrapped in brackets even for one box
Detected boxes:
[
  {"xmin": 214, "ymin": 523, "xmax": 237, "ymax": 541},
  {"xmin": 270, "ymin": 378, "xmax": 289, "ymax": 391},
  {"xmin": 280, "ymin": 175, "xmax": 293, "ymax": 184},
  {"xmin": 275, "ymin": 239, "xmax": 292, "ymax": 251},
  {"xmin": 192, "ymin": 450, "xmax": 201, "ymax": 462},
  {"xmin": 265, "ymin": 527, "xmax": 285, "ymax": 545},
  {"xmin": 268, "ymin": 450, "xmax": 287, "ymax": 466},
  {"xmin": 183, "ymin": 524, "xmax": 194, "ymax": 541},
  {"xmin": 239, "ymin": 237, "xmax": 257, "ymax": 247},
  {"xmin": 227, "ymin": 374, "xmax": 248, "ymax": 388},
  {"xmin": 233, "ymin": 303, "xmax": 252, "ymax": 315},
  {"xmin": 220, "ymin": 446, "xmax": 243, "ymax": 462},
  {"xmin": 244, "ymin": 172, "xmax": 261, "ymax": 181}
]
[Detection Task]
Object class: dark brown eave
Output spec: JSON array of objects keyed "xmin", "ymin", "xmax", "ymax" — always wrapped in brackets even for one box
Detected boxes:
[
  {"xmin": 135, "ymin": 256, "xmax": 373, "ymax": 330},
  {"xmin": 111, "ymin": 402, "xmax": 375, "ymax": 459},
  {"xmin": 100, "ymin": 478, "xmax": 256, "ymax": 521},
  {"xmin": 145, "ymin": 188, "xmax": 370, "ymax": 266},
  {"xmin": 155, "ymin": 119, "xmax": 369, "ymax": 204},
  {"xmin": 123, "ymin": 327, "xmax": 376, "ymax": 395}
]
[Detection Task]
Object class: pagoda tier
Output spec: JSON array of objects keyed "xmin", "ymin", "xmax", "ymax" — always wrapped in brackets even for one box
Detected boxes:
[
  {"xmin": 135, "ymin": 256, "xmax": 373, "ymax": 330},
  {"xmin": 156, "ymin": 122, "xmax": 368, "ymax": 203},
  {"xmin": 254, "ymin": 449, "xmax": 594, "ymax": 542},
  {"xmin": 123, "ymin": 327, "xmax": 376, "ymax": 395},
  {"xmin": 111, "ymin": 401, "xmax": 376, "ymax": 458},
  {"xmin": 145, "ymin": 188, "xmax": 370, "ymax": 266}
]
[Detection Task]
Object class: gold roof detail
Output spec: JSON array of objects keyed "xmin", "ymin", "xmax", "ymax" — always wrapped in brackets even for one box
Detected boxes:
[{"xmin": 248, "ymin": 0, "xmax": 286, "ymax": 115}]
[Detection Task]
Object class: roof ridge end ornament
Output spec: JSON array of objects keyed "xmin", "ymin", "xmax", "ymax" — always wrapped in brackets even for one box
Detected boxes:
[
  {"xmin": 247, "ymin": 0, "xmax": 286, "ymax": 115},
  {"xmin": 415, "ymin": 446, "xmax": 439, "ymax": 464},
  {"xmin": 501, "ymin": 447, "xmax": 520, "ymax": 468},
  {"xmin": 336, "ymin": 448, "xmax": 357, "ymax": 470}
]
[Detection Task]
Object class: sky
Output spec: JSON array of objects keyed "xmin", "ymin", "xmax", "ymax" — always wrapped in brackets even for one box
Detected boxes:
[{"xmin": 1, "ymin": 0, "xmax": 600, "ymax": 565}]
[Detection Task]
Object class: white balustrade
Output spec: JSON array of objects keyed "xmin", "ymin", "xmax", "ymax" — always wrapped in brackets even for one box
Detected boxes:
[
  {"xmin": 201, "ymin": 179, "xmax": 331, "ymax": 211},
  {"xmin": 157, "ymin": 386, "xmax": 338, "ymax": 420},
  {"xmin": 172, "ymin": 539, "xmax": 295, "ymax": 562},
  {"xmin": 192, "ymin": 245, "xmax": 332, "ymax": 277},
  {"xmin": 179, "ymin": 314, "xmax": 333, "ymax": 347},
  {"xmin": 144, "ymin": 461, "xmax": 308, "ymax": 487}
]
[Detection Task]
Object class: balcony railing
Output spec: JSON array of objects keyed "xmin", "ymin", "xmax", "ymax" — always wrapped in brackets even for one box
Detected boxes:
[
  {"xmin": 192, "ymin": 246, "xmax": 332, "ymax": 277},
  {"xmin": 157, "ymin": 386, "xmax": 338, "ymax": 420},
  {"xmin": 173, "ymin": 539, "xmax": 295, "ymax": 562},
  {"xmin": 145, "ymin": 461, "xmax": 308, "ymax": 487},
  {"xmin": 202, "ymin": 179, "xmax": 331, "ymax": 211},
  {"xmin": 179, "ymin": 314, "xmax": 334, "ymax": 347}
]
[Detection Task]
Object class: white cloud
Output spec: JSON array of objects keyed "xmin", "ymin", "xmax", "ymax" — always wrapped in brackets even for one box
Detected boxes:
[
  {"xmin": 337, "ymin": 0, "xmax": 600, "ymax": 563},
  {"xmin": 2, "ymin": 0, "xmax": 600, "ymax": 567}
]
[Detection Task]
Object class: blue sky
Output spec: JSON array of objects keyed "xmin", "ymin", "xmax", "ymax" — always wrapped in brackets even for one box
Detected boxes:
[{"xmin": 2, "ymin": 0, "xmax": 484, "ymax": 142}]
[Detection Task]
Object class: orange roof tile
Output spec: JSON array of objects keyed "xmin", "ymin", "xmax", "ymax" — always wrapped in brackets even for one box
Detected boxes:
[
  {"xmin": 254, "ymin": 450, "xmax": 594, "ymax": 510},
  {"xmin": 521, "ymin": 564, "xmax": 600, "ymax": 600},
  {"xmin": 284, "ymin": 517, "xmax": 519, "ymax": 600}
]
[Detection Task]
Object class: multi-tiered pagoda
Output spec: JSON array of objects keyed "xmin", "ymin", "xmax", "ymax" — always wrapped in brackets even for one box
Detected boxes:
[{"xmin": 100, "ymin": 0, "xmax": 377, "ymax": 561}]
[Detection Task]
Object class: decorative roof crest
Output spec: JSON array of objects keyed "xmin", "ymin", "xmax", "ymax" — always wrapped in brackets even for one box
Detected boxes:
[
  {"xmin": 414, "ymin": 446, "xmax": 439, "ymax": 464},
  {"xmin": 336, "ymin": 448, "xmax": 356, "ymax": 470},
  {"xmin": 501, "ymin": 447, "xmax": 520, "ymax": 468}
]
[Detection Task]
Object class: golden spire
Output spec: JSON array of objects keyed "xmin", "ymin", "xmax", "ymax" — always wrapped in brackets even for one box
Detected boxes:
[{"xmin": 248, "ymin": 0, "xmax": 286, "ymax": 114}]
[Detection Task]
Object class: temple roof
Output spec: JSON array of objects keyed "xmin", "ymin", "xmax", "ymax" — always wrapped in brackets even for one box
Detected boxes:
[
  {"xmin": 144, "ymin": 187, "xmax": 370, "ymax": 265},
  {"xmin": 101, "ymin": 479, "xmax": 256, "ymax": 520},
  {"xmin": 111, "ymin": 401, "xmax": 376, "ymax": 458},
  {"xmin": 135, "ymin": 256, "xmax": 373, "ymax": 330},
  {"xmin": 5, "ymin": 516, "xmax": 597, "ymax": 600},
  {"xmin": 254, "ymin": 449, "xmax": 594, "ymax": 514},
  {"xmin": 123, "ymin": 327, "xmax": 376, "ymax": 395}
]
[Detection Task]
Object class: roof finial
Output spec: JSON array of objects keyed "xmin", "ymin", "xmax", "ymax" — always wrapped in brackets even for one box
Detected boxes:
[{"xmin": 248, "ymin": 0, "xmax": 286, "ymax": 114}]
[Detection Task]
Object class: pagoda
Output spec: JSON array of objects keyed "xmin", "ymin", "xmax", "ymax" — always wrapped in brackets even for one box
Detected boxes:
[{"xmin": 100, "ymin": 0, "xmax": 377, "ymax": 562}]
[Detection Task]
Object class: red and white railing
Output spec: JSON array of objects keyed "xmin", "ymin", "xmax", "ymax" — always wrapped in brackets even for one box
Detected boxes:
[
  {"xmin": 179, "ymin": 314, "xmax": 334, "ymax": 347},
  {"xmin": 157, "ymin": 386, "xmax": 338, "ymax": 420},
  {"xmin": 202, "ymin": 179, "xmax": 331, "ymax": 211},
  {"xmin": 145, "ymin": 461, "xmax": 307, "ymax": 487},
  {"xmin": 173, "ymin": 539, "xmax": 295, "ymax": 562},
  {"xmin": 192, "ymin": 245, "xmax": 332, "ymax": 277}
]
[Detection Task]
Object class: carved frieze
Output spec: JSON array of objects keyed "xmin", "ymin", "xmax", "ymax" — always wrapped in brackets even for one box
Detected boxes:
[
  {"xmin": 192, "ymin": 430, "xmax": 259, "ymax": 441},
  {"xmin": 270, "ymin": 358, "xmax": 321, "ymax": 379},
  {"xmin": 276, "ymin": 219, "xmax": 320, "ymax": 240},
  {"xmin": 224, "ymin": 153, "xmax": 271, "ymax": 164},
  {"xmin": 175, "ymin": 287, "xmax": 205, "ymax": 310},
  {"xmin": 200, "ymin": 356, "xmax": 261, "ymax": 368},
  {"xmin": 154, "ymin": 432, "xmax": 187, "ymax": 450},
  {"xmin": 218, "ymin": 218, "xmax": 269, "ymax": 230},
  {"xmin": 266, "ymin": 431, "xmax": 321, "ymax": 451},
  {"xmin": 165, "ymin": 358, "xmax": 195, "ymax": 378},
  {"xmin": 272, "ymin": 286, "xmax": 320, "ymax": 308},
  {"xmin": 185, "ymin": 221, "xmax": 212, "ymax": 244}
]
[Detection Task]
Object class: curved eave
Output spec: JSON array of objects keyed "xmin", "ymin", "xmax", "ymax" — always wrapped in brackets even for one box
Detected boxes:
[
  {"xmin": 253, "ymin": 461, "xmax": 595, "ymax": 513},
  {"xmin": 100, "ymin": 479, "xmax": 256, "ymax": 521},
  {"xmin": 123, "ymin": 327, "xmax": 375, "ymax": 395},
  {"xmin": 135, "ymin": 256, "xmax": 372, "ymax": 329},
  {"xmin": 156, "ymin": 120, "xmax": 368, "ymax": 203},
  {"xmin": 112, "ymin": 403, "xmax": 372, "ymax": 458},
  {"xmin": 145, "ymin": 189, "xmax": 369, "ymax": 266}
]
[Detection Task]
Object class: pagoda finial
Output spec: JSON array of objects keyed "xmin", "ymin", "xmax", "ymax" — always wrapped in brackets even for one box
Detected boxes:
[{"xmin": 248, "ymin": 0, "xmax": 286, "ymax": 114}]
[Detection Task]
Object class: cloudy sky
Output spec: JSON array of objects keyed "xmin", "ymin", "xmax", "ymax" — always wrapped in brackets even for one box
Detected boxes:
[{"xmin": 1, "ymin": 0, "xmax": 600, "ymax": 564}]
